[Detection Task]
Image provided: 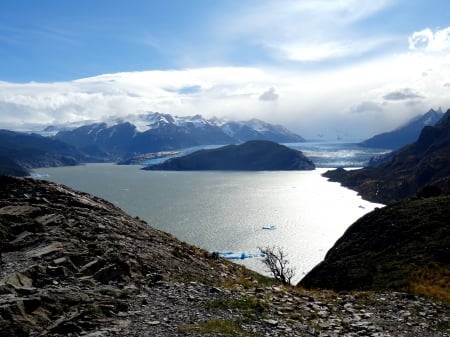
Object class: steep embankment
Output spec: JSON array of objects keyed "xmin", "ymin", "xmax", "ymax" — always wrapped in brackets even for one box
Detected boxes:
[
  {"xmin": 299, "ymin": 195, "xmax": 450, "ymax": 300},
  {"xmin": 143, "ymin": 140, "xmax": 315, "ymax": 171},
  {"xmin": 324, "ymin": 109, "xmax": 450, "ymax": 204}
]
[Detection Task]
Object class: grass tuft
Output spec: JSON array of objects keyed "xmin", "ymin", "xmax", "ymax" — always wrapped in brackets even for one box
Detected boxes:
[
  {"xmin": 205, "ymin": 297, "xmax": 268, "ymax": 320},
  {"xmin": 178, "ymin": 319, "xmax": 262, "ymax": 337},
  {"xmin": 408, "ymin": 264, "xmax": 450, "ymax": 303}
]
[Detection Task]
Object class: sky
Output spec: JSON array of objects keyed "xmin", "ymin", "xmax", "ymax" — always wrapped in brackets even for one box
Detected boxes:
[{"xmin": 1, "ymin": 0, "xmax": 450, "ymax": 140}]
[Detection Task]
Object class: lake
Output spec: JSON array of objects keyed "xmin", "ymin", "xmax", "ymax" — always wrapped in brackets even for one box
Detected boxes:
[{"xmin": 34, "ymin": 150, "xmax": 384, "ymax": 284}]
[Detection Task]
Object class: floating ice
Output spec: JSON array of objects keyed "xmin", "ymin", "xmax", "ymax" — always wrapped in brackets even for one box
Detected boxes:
[
  {"xmin": 262, "ymin": 225, "xmax": 276, "ymax": 230},
  {"xmin": 213, "ymin": 251, "xmax": 265, "ymax": 260},
  {"xmin": 31, "ymin": 173, "xmax": 50, "ymax": 179}
]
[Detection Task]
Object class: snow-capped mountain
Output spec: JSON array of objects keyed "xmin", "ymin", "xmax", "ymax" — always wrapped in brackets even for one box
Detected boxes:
[
  {"xmin": 359, "ymin": 108, "xmax": 444, "ymax": 149},
  {"xmin": 53, "ymin": 112, "xmax": 305, "ymax": 160}
]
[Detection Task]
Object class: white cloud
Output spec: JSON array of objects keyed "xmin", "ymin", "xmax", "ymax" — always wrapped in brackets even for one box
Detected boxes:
[
  {"xmin": 218, "ymin": 0, "xmax": 396, "ymax": 63},
  {"xmin": 275, "ymin": 37, "xmax": 393, "ymax": 62},
  {"xmin": 409, "ymin": 27, "xmax": 450, "ymax": 52},
  {"xmin": 1, "ymin": 42, "xmax": 450, "ymax": 140}
]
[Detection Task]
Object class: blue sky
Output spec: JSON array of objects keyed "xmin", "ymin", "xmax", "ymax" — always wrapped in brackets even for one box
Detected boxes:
[{"xmin": 1, "ymin": 0, "xmax": 450, "ymax": 139}]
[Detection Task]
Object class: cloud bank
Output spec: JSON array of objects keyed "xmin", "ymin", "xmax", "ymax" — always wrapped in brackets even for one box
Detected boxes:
[
  {"xmin": 1, "ymin": 1, "xmax": 450, "ymax": 140},
  {"xmin": 1, "ymin": 41, "xmax": 449, "ymax": 140}
]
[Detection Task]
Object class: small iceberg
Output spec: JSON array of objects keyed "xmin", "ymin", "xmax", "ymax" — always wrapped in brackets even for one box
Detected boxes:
[
  {"xmin": 30, "ymin": 173, "xmax": 50, "ymax": 179},
  {"xmin": 213, "ymin": 251, "xmax": 265, "ymax": 260},
  {"xmin": 262, "ymin": 225, "xmax": 276, "ymax": 230}
]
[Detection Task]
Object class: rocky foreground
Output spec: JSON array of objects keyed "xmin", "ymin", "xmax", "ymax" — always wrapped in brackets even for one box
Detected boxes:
[{"xmin": 0, "ymin": 176, "xmax": 448, "ymax": 336}]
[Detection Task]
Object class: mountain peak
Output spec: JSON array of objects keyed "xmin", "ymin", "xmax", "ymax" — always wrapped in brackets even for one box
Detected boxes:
[
  {"xmin": 53, "ymin": 112, "xmax": 305, "ymax": 161},
  {"xmin": 360, "ymin": 108, "xmax": 444, "ymax": 149}
]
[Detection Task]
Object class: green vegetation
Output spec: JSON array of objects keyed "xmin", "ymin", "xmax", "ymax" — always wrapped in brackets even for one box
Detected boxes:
[
  {"xmin": 219, "ymin": 265, "xmax": 276, "ymax": 289},
  {"xmin": 409, "ymin": 264, "xmax": 450, "ymax": 303},
  {"xmin": 178, "ymin": 319, "xmax": 263, "ymax": 337},
  {"xmin": 205, "ymin": 297, "xmax": 268, "ymax": 320}
]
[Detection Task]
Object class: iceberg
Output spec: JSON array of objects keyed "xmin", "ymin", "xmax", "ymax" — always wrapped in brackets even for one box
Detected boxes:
[
  {"xmin": 30, "ymin": 173, "xmax": 50, "ymax": 179},
  {"xmin": 213, "ymin": 251, "xmax": 265, "ymax": 260},
  {"xmin": 262, "ymin": 225, "xmax": 276, "ymax": 230}
]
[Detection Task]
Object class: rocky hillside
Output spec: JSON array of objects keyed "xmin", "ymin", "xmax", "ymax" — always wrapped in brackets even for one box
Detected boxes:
[
  {"xmin": 0, "ymin": 155, "xmax": 29, "ymax": 177},
  {"xmin": 143, "ymin": 140, "xmax": 315, "ymax": 171},
  {"xmin": 0, "ymin": 175, "xmax": 252, "ymax": 336},
  {"xmin": 324, "ymin": 109, "xmax": 450, "ymax": 204},
  {"xmin": 299, "ymin": 195, "xmax": 450, "ymax": 296},
  {"xmin": 1, "ymin": 177, "xmax": 448, "ymax": 336}
]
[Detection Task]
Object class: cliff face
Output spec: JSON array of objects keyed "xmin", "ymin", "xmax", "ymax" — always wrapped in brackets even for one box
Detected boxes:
[
  {"xmin": 144, "ymin": 140, "xmax": 315, "ymax": 171},
  {"xmin": 299, "ymin": 195, "xmax": 450, "ymax": 294}
]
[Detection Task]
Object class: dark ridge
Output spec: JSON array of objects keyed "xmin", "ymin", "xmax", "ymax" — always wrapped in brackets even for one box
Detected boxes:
[
  {"xmin": 299, "ymin": 195, "xmax": 450, "ymax": 293},
  {"xmin": 143, "ymin": 140, "xmax": 315, "ymax": 171},
  {"xmin": 359, "ymin": 108, "xmax": 443, "ymax": 150},
  {"xmin": 323, "ymin": 109, "xmax": 450, "ymax": 204}
]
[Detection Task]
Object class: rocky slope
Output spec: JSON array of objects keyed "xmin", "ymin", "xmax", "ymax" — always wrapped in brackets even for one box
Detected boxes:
[
  {"xmin": 0, "ymin": 175, "xmax": 248, "ymax": 335},
  {"xmin": 299, "ymin": 195, "xmax": 450, "ymax": 295},
  {"xmin": 0, "ymin": 177, "xmax": 448, "ymax": 336},
  {"xmin": 0, "ymin": 155, "xmax": 29, "ymax": 177},
  {"xmin": 324, "ymin": 109, "xmax": 450, "ymax": 204},
  {"xmin": 143, "ymin": 140, "xmax": 315, "ymax": 171}
]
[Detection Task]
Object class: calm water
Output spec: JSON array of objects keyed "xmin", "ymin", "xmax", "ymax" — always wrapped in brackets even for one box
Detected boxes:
[{"xmin": 34, "ymin": 163, "xmax": 383, "ymax": 283}]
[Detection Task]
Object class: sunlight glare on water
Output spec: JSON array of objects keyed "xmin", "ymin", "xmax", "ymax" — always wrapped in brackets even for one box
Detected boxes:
[{"xmin": 35, "ymin": 164, "xmax": 383, "ymax": 284}]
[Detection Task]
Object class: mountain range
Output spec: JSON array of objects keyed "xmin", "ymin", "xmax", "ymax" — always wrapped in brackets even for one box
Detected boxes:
[
  {"xmin": 54, "ymin": 112, "xmax": 305, "ymax": 161},
  {"xmin": 359, "ymin": 108, "xmax": 443, "ymax": 150},
  {"xmin": 0, "ymin": 129, "xmax": 87, "ymax": 177},
  {"xmin": 0, "ymin": 113, "xmax": 306, "ymax": 176},
  {"xmin": 324, "ymin": 109, "xmax": 450, "ymax": 204}
]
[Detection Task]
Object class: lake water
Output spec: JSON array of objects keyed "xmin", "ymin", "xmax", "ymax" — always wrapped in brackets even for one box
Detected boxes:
[{"xmin": 34, "ymin": 143, "xmax": 385, "ymax": 284}]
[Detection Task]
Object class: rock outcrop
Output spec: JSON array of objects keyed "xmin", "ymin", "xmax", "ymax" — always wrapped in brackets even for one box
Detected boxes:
[{"xmin": 143, "ymin": 140, "xmax": 315, "ymax": 171}]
